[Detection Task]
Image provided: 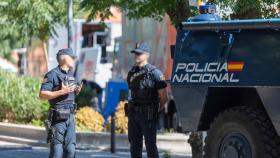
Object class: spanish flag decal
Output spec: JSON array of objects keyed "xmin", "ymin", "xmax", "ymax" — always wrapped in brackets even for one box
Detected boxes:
[{"xmin": 227, "ymin": 62, "xmax": 245, "ymax": 72}]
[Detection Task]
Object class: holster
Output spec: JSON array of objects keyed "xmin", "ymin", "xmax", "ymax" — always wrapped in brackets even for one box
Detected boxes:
[
  {"xmin": 44, "ymin": 109, "xmax": 54, "ymax": 144},
  {"xmin": 132, "ymin": 103, "xmax": 159, "ymax": 121},
  {"xmin": 124, "ymin": 101, "xmax": 133, "ymax": 117},
  {"xmin": 147, "ymin": 104, "xmax": 159, "ymax": 121}
]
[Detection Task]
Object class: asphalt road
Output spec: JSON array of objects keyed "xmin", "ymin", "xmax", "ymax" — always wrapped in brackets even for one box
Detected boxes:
[{"xmin": 0, "ymin": 141, "xmax": 191, "ymax": 158}]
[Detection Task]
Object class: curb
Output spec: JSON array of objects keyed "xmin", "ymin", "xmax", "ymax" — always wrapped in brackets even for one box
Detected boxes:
[{"xmin": 0, "ymin": 122, "xmax": 191, "ymax": 154}]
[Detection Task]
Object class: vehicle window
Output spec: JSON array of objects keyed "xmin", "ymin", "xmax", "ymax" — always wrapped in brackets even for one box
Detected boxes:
[
  {"xmin": 178, "ymin": 31, "xmax": 223, "ymax": 60},
  {"xmin": 231, "ymin": 29, "xmax": 280, "ymax": 61}
]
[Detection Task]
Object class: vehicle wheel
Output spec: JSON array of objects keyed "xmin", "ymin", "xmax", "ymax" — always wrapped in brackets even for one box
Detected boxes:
[{"xmin": 204, "ymin": 106, "xmax": 280, "ymax": 158}]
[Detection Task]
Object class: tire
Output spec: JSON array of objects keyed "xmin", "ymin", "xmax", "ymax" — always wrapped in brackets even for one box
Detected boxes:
[{"xmin": 204, "ymin": 106, "xmax": 280, "ymax": 158}]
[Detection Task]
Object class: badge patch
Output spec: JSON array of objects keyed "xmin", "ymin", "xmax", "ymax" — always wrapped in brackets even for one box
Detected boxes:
[
  {"xmin": 130, "ymin": 69, "xmax": 146, "ymax": 82},
  {"xmin": 68, "ymin": 77, "xmax": 75, "ymax": 81},
  {"xmin": 160, "ymin": 75, "xmax": 165, "ymax": 81}
]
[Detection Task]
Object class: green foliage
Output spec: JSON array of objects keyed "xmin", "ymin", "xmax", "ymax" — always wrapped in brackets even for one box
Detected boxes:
[
  {"xmin": 81, "ymin": 0, "xmax": 279, "ymax": 26},
  {"xmin": 0, "ymin": 69, "xmax": 49, "ymax": 123},
  {"xmin": 208, "ymin": 0, "xmax": 279, "ymax": 19},
  {"xmin": 163, "ymin": 152, "xmax": 172, "ymax": 158},
  {"xmin": 0, "ymin": 0, "xmax": 81, "ymax": 61},
  {"xmin": 0, "ymin": 40, "xmax": 14, "ymax": 62},
  {"xmin": 80, "ymin": 0, "xmax": 195, "ymax": 26},
  {"xmin": 0, "ymin": 0, "xmax": 68, "ymax": 41},
  {"xmin": 31, "ymin": 119, "xmax": 44, "ymax": 127},
  {"xmin": 75, "ymin": 85, "xmax": 96, "ymax": 109}
]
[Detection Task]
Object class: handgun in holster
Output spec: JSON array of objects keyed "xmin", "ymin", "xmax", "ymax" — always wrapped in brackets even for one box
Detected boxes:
[
  {"xmin": 147, "ymin": 103, "xmax": 159, "ymax": 121},
  {"xmin": 44, "ymin": 109, "xmax": 54, "ymax": 144},
  {"xmin": 147, "ymin": 106, "xmax": 153, "ymax": 120},
  {"xmin": 124, "ymin": 101, "xmax": 134, "ymax": 117}
]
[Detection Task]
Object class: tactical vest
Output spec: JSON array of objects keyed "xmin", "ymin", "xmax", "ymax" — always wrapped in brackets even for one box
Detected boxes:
[
  {"xmin": 127, "ymin": 64, "xmax": 159, "ymax": 105},
  {"xmin": 48, "ymin": 68, "xmax": 76, "ymax": 108}
]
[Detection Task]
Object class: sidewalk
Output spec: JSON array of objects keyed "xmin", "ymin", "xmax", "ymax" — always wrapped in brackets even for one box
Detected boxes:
[
  {"xmin": 0, "ymin": 141, "xmax": 31, "ymax": 150},
  {"xmin": 0, "ymin": 140, "xmax": 192, "ymax": 158},
  {"xmin": 0, "ymin": 122, "xmax": 191, "ymax": 155}
]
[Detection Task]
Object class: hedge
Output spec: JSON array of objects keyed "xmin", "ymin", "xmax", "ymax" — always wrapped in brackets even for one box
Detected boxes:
[
  {"xmin": 0, "ymin": 69, "xmax": 49, "ymax": 123},
  {"xmin": 0, "ymin": 69, "xmax": 128, "ymax": 133}
]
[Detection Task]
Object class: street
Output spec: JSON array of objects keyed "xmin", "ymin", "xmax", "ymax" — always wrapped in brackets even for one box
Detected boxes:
[{"xmin": 0, "ymin": 141, "xmax": 191, "ymax": 158}]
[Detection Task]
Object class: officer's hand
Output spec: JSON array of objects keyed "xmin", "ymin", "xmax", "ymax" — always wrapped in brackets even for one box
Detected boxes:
[
  {"xmin": 60, "ymin": 83, "xmax": 76, "ymax": 95},
  {"xmin": 75, "ymin": 82, "xmax": 83, "ymax": 94}
]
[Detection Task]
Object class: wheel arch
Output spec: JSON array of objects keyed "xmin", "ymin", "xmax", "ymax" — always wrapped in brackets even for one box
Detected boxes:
[{"xmin": 197, "ymin": 87, "xmax": 272, "ymax": 131}]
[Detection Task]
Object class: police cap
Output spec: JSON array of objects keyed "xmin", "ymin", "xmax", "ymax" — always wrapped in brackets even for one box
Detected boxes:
[
  {"xmin": 57, "ymin": 48, "xmax": 77, "ymax": 58},
  {"xmin": 131, "ymin": 42, "xmax": 151, "ymax": 54}
]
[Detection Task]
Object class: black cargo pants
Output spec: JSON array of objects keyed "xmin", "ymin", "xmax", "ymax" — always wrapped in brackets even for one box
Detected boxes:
[{"xmin": 128, "ymin": 109, "xmax": 159, "ymax": 158}]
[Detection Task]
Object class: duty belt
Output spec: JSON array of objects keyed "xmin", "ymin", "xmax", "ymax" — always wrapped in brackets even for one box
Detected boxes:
[
  {"xmin": 133, "ymin": 104, "xmax": 157, "ymax": 112},
  {"xmin": 51, "ymin": 103, "xmax": 77, "ymax": 113},
  {"xmin": 133, "ymin": 99, "xmax": 159, "ymax": 106},
  {"xmin": 52, "ymin": 107, "xmax": 76, "ymax": 113},
  {"xmin": 133, "ymin": 104, "xmax": 159, "ymax": 121}
]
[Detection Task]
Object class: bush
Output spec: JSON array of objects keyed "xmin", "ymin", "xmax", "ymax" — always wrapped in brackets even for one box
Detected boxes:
[
  {"xmin": 0, "ymin": 70, "xmax": 49, "ymax": 123},
  {"xmin": 75, "ymin": 106, "xmax": 104, "ymax": 132},
  {"xmin": 75, "ymin": 85, "xmax": 96, "ymax": 109},
  {"xmin": 107, "ymin": 101, "xmax": 128, "ymax": 134}
]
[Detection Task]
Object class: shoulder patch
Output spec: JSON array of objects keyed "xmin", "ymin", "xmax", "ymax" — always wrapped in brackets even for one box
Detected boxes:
[
  {"xmin": 43, "ymin": 78, "xmax": 48, "ymax": 83},
  {"xmin": 68, "ymin": 77, "xmax": 75, "ymax": 81},
  {"xmin": 160, "ymin": 75, "xmax": 165, "ymax": 81}
]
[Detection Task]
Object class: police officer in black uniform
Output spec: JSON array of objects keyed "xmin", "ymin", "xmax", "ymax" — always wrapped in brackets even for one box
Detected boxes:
[
  {"xmin": 126, "ymin": 43, "xmax": 169, "ymax": 158},
  {"xmin": 39, "ymin": 48, "xmax": 82, "ymax": 158}
]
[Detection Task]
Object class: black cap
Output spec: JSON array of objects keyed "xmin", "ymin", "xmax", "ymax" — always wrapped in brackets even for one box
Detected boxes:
[{"xmin": 57, "ymin": 48, "xmax": 77, "ymax": 58}]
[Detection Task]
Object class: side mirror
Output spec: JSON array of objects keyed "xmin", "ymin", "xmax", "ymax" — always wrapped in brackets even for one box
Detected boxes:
[
  {"xmin": 221, "ymin": 33, "xmax": 234, "ymax": 46},
  {"xmin": 170, "ymin": 45, "xmax": 175, "ymax": 59},
  {"xmin": 220, "ymin": 32, "xmax": 234, "ymax": 59}
]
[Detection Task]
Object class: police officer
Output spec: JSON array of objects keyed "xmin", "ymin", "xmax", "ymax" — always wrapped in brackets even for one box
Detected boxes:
[
  {"xmin": 126, "ymin": 42, "xmax": 168, "ymax": 158},
  {"xmin": 39, "ymin": 48, "xmax": 82, "ymax": 158}
]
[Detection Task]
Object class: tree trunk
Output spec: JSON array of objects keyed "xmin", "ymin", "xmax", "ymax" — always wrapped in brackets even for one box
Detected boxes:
[{"xmin": 42, "ymin": 40, "xmax": 48, "ymax": 70}]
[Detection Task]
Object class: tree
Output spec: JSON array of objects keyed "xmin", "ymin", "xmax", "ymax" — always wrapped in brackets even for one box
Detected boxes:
[
  {"xmin": 208, "ymin": 0, "xmax": 280, "ymax": 19},
  {"xmin": 0, "ymin": 0, "xmax": 82, "ymax": 63},
  {"xmin": 81, "ymin": 0, "xmax": 279, "ymax": 27},
  {"xmin": 0, "ymin": 2, "xmax": 25, "ymax": 62},
  {"xmin": 0, "ymin": 0, "xmax": 58, "ymax": 64},
  {"xmin": 80, "ymin": 0, "xmax": 198, "ymax": 26}
]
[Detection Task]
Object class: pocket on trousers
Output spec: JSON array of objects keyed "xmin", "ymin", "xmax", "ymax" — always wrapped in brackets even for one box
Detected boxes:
[{"xmin": 52, "ymin": 126, "xmax": 65, "ymax": 144}]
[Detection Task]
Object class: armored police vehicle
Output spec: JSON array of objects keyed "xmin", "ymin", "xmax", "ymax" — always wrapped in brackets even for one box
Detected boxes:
[{"xmin": 170, "ymin": 5, "xmax": 280, "ymax": 158}]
